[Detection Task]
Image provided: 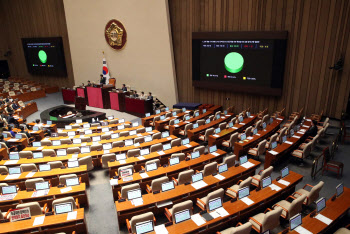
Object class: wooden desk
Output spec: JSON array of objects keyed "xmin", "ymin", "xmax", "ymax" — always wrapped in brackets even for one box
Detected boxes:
[
  {"xmin": 16, "ymin": 102, "xmax": 38, "ymax": 119},
  {"xmin": 60, "ymin": 121, "xmax": 132, "ymax": 133},
  {"xmin": 0, "ymin": 208, "xmax": 86, "ymax": 234},
  {"xmin": 110, "ymin": 149, "xmax": 227, "ymax": 196},
  {"xmin": 28, "ymin": 122, "xmax": 58, "ymax": 132},
  {"xmin": 0, "ymin": 183, "xmax": 88, "ymax": 211},
  {"xmin": 151, "ymin": 171, "xmax": 303, "ymax": 234},
  {"xmin": 12, "ymin": 89, "xmax": 46, "ymax": 102},
  {"xmin": 208, "ymin": 115, "xmax": 257, "ymax": 146},
  {"xmin": 187, "ymin": 113, "xmax": 234, "ymax": 141},
  {"xmin": 264, "ymin": 120, "xmax": 312, "ymax": 169},
  {"xmin": 285, "ymin": 187, "xmax": 350, "ymax": 234},
  {"xmin": 125, "ymin": 97, "xmax": 153, "ymax": 117},
  {"xmin": 0, "ymin": 165, "xmax": 89, "ymax": 190},
  {"xmin": 154, "ymin": 112, "xmax": 188, "ymax": 131},
  {"xmin": 115, "ymin": 159, "xmax": 261, "ymax": 224},
  {"xmin": 4, "ymin": 137, "xmax": 28, "ymax": 149},
  {"xmin": 169, "ymin": 111, "xmax": 213, "ymax": 136},
  {"xmin": 0, "ymin": 148, "xmax": 8, "ymax": 161},
  {"xmin": 233, "ymin": 116, "xmax": 284, "ymax": 157},
  {"xmin": 141, "ymin": 109, "xmax": 190, "ymax": 127},
  {"xmin": 108, "ymin": 142, "xmax": 200, "ymax": 175}
]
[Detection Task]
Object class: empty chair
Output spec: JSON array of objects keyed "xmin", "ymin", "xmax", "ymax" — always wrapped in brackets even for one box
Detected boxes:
[
  {"xmin": 127, "ymin": 149, "xmax": 140, "ymax": 157},
  {"xmin": 90, "ymin": 123, "xmax": 100, "ymax": 128},
  {"xmin": 222, "ymin": 155, "xmax": 236, "ymax": 168},
  {"xmin": 196, "ymin": 188, "xmax": 224, "ymax": 211},
  {"xmin": 218, "ymin": 222, "xmax": 252, "ymax": 234},
  {"xmin": 0, "ymin": 166, "xmax": 9, "ymax": 174},
  {"xmin": 183, "ymin": 114, "xmax": 190, "ymax": 121},
  {"xmin": 291, "ymin": 141, "xmax": 312, "ymax": 160},
  {"xmin": 134, "ymin": 137, "xmax": 145, "ymax": 144},
  {"xmin": 248, "ymin": 140, "xmax": 267, "ymax": 159},
  {"xmin": 127, "ymin": 212, "xmax": 155, "ymax": 234},
  {"xmin": 196, "ymin": 119, "xmax": 205, "ymax": 126},
  {"xmin": 198, "ymin": 127, "xmax": 214, "ymax": 142},
  {"xmin": 249, "ymin": 207, "xmax": 283, "ymax": 233},
  {"xmin": 222, "ymin": 132, "xmax": 239, "ymax": 151},
  {"xmin": 118, "ymin": 165, "xmax": 134, "ymax": 177},
  {"xmin": 277, "ymin": 127, "xmax": 287, "ymax": 142},
  {"xmin": 252, "ymin": 166, "xmax": 273, "ymax": 187},
  {"xmin": 245, "ymin": 126, "xmax": 253, "ymax": 137},
  {"xmin": 193, "ymin": 110, "xmax": 199, "ymax": 116},
  {"xmin": 273, "ymin": 194, "xmax": 306, "ymax": 219},
  {"xmin": 0, "ymin": 143, "xmax": 10, "ymax": 154},
  {"xmin": 266, "ymin": 133, "xmax": 278, "ymax": 149},
  {"xmin": 165, "ymin": 112, "xmax": 172, "ymax": 118},
  {"xmin": 67, "ymin": 147, "xmax": 80, "ymax": 154},
  {"xmin": 59, "ymin": 174, "xmax": 77, "ymax": 185},
  {"xmin": 226, "ymin": 176, "xmax": 252, "ymax": 199},
  {"xmin": 200, "ymin": 162, "xmax": 217, "ymax": 177},
  {"xmin": 120, "ymin": 183, "xmax": 140, "ymax": 199},
  {"xmin": 193, "ymin": 145, "xmax": 205, "ymax": 155},
  {"xmin": 335, "ymin": 228, "xmax": 350, "ymax": 234},
  {"xmin": 52, "ymin": 196, "xmax": 78, "ymax": 211},
  {"xmin": 119, "ymin": 131, "xmax": 129, "ymax": 137},
  {"xmin": 57, "ymin": 132, "xmax": 68, "ymax": 137},
  {"xmin": 146, "ymin": 176, "xmax": 169, "ymax": 193},
  {"xmin": 292, "ymin": 181, "xmax": 324, "ymax": 206},
  {"xmin": 78, "ymin": 156, "xmax": 94, "ymax": 171},
  {"xmin": 262, "ymin": 114, "xmax": 270, "ymax": 124},
  {"xmin": 20, "ymin": 163, "xmax": 37, "ymax": 172},
  {"xmin": 109, "ymin": 119, "xmax": 119, "ymax": 124},
  {"xmin": 90, "ymin": 144, "xmax": 103, "ymax": 151},
  {"xmin": 101, "ymin": 134, "xmax": 111, "ymax": 140},
  {"xmin": 165, "ymin": 200, "xmax": 193, "ymax": 223},
  {"xmin": 112, "ymin": 141, "xmax": 124, "ymax": 148},
  {"xmin": 48, "ymin": 161, "xmax": 63, "ymax": 169},
  {"xmin": 136, "ymin": 127, "xmax": 146, "ymax": 134},
  {"xmin": 173, "ymin": 169, "xmax": 194, "ymax": 185},
  {"xmin": 179, "ymin": 123, "xmax": 193, "ymax": 136},
  {"xmin": 150, "ymin": 143, "xmax": 162, "ymax": 153},
  {"xmin": 171, "ymin": 153, "xmax": 186, "ymax": 162},
  {"xmin": 255, "ymin": 120, "xmax": 262, "ymax": 130},
  {"xmin": 42, "ymin": 149, "xmax": 56, "ymax": 157},
  {"xmin": 15, "ymin": 202, "xmax": 47, "ymax": 216},
  {"xmin": 81, "ymin": 137, "xmax": 91, "ymax": 142},
  {"xmin": 41, "ymin": 140, "xmax": 52, "ymax": 146},
  {"xmin": 164, "ymin": 119, "xmax": 175, "ymax": 130},
  {"xmin": 150, "ymin": 116, "xmax": 160, "ymax": 126},
  {"xmin": 145, "ymin": 159, "xmax": 160, "ymax": 170},
  {"xmin": 101, "ymin": 153, "xmax": 116, "ymax": 168},
  {"xmin": 152, "ymin": 132, "xmax": 161, "ymax": 140},
  {"xmin": 170, "ymin": 138, "xmax": 181, "ymax": 147},
  {"xmin": 19, "ymin": 151, "xmax": 33, "ymax": 159},
  {"xmin": 71, "ymin": 124, "xmax": 80, "ymax": 129},
  {"xmin": 61, "ymin": 138, "xmax": 72, "ymax": 145},
  {"xmin": 25, "ymin": 178, "xmax": 45, "ymax": 190},
  {"xmin": 215, "ymin": 111, "xmax": 222, "ymax": 116},
  {"xmin": 219, "ymin": 122, "xmax": 227, "ymax": 131}
]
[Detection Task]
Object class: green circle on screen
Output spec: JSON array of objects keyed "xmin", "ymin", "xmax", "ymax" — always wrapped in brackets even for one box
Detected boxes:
[
  {"xmin": 38, "ymin": 50, "xmax": 47, "ymax": 63},
  {"xmin": 224, "ymin": 52, "xmax": 244, "ymax": 73}
]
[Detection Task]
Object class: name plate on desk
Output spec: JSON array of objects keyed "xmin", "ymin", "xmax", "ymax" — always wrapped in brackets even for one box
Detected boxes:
[{"xmin": 10, "ymin": 207, "xmax": 31, "ymax": 222}]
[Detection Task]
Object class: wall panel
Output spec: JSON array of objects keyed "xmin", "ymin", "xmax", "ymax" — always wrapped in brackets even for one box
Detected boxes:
[{"xmin": 169, "ymin": 0, "xmax": 350, "ymax": 118}]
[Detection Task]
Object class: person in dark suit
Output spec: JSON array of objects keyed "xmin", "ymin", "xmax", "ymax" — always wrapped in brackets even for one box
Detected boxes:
[
  {"xmin": 307, "ymin": 120, "xmax": 318, "ymax": 138},
  {"xmin": 22, "ymin": 119, "xmax": 31, "ymax": 129},
  {"xmin": 147, "ymin": 92, "xmax": 153, "ymax": 101},
  {"xmin": 0, "ymin": 135, "xmax": 11, "ymax": 148},
  {"xmin": 122, "ymin": 84, "xmax": 127, "ymax": 91},
  {"xmin": 6, "ymin": 104, "xmax": 13, "ymax": 113},
  {"xmin": 0, "ymin": 111, "xmax": 7, "ymax": 120},
  {"xmin": 100, "ymin": 74, "xmax": 106, "ymax": 85},
  {"xmin": 87, "ymin": 80, "xmax": 92, "ymax": 87},
  {"xmin": 133, "ymin": 91, "xmax": 139, "ymax": 98},
  {"xmin": 19, "ymin": 126, "xmax": 31, "ymax": 138},
  {"xmin": 12, "ymin": 102, "xmax": 20, "ymax": 110},
  {"xmin": 7, "ymin": 113, "xmax": 19, "ymax": 128}
]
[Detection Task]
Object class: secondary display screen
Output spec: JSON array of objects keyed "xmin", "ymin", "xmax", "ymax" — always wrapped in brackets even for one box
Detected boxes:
[
  {"xmin": 193, "ymin": 32, "xmax": 288, "ymax": 95},
  {"xmin": 22, "ymin": 37, "xmax": 67, "ymax": 76}
]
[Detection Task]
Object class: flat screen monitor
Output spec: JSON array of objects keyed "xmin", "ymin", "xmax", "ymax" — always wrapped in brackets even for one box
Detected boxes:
[
  {"xmin": 192, "ymin": 172, "xmax": 203, "ymax": 183},
  {"xmin": 92, "ymin": 136, "xmax": 101, "ymax": 142},
  {"xmin": 253, "ymin": 128, "xmax": 258, "ymax": 135},
  {"xmin": 215, "ymin": 128, "xmax": 220, "ymax": 134},
  {"xmin": 262, "ymin": 176, "xmax": 272, "ymax": 188},
  {"xmin": 103, "ymin": 143, "xmax": 112, "ymax": 150},
  {"xmin": 39, "ymin": 164, "xmax": 51, "ymax": 172},
  {"xmin": 47, "ymin": 121, "xmax": 52, "ymax": 125},
  {"xmin": 290, "ymin": 213, "xmax": 302, "ymax": 230},
  {"xmin": 155, "ymin": 110, "xmax": 160, "ymax": 114},
  {"xmin": 170, "ymin": 157, "xmax": 180, "ymax": 166},
  {"xmin": 9, "ymin": 167, "xmax": 21, "ymax": 175},
  {"xmin": 9, "ymin": 153, "xmax": 19, "ymax": 160},
  {"xmin": 228, "ymin": 122, "xmax": 233, "ymax": 128},
  {"xmin": 68, "ymin": 131, "xmax": 75, "ymax": 136},
  {"xmin": 240, "ymin": 133, "xmax": 246, "ymax": 140},
  {"xmin": 15, "ymin": 134, "xmax": 22, "ymax": 139},
  {"xmin": 140, "ymin": 149, "xmax": 150, "ymax": 156},
  {"xmin": 73, "ymin": 138, "xmax": 82, "ymax": 144},
  {"xmin": 160, "ymin": 115, "xmax": 165, "ymax": 120},
  {"xmin": 130, "ymin": 130, "xmax": 137, "ymax": 136},
  {"xmin": 174, "ymin": 209, "xmax": 191, "ymax": 224},
  {"xmin": 85, "ymin": 130, "xmax": 93, "ymax": 135},
  {"xmin": 144, "ymin": 136, "xmax": 152, "ymax": 142},
  {"xmin": 119, "ymin": 119, "xmax": 125, "ymax": 123},
  {"xmin": 262, "ymin": 122, "xmax": 267, "ymax": 129},
  {"xmin": 67, "ymin": 160, "xmax": 79, "ymax": 168},
  {"xmin": 125, "ymin": 140, "xmax": 133, "ymax": 147},
  {"xmin": 102, "ymin": 127, "xmax": 109, "ymax": 133},
  {"xmin": 135, "ymin": 220, "xmax": 154, "ymax": 234},
  {"xmin": 336, "ymin": 183, "xmax": 344, "ymax": 197},
  {"xmin": 281, "ymin": 166, "xmax": 289, "ymax": 178},
  {"xmin": 271, "ymin": 141, "xmax": 277, "ymax": 149},
  {"xmin": 238, "ymin": 186, "xmax": 250, "ymax": 199},
  {"xmin": 161, "ymin": 181, "xmax": 175, "ymax": 192},
  {"xmin": 161, "ymin": 131, "xmax": 170, "ymax": 138},
  {"xmin": 172, "ymin": 111, "xmax": 177, "ymax": 116},
  {"xmin": 282, "ymin": 135, "xmax": 287, "ymax": 143},
  {"xmin": 316, "ymin": 197, "xmax": 326, "ymax": 213},
  {"xmin": 111, "ymin": 133, "xmax": 119, "ymax": 139},
  {"xmin": 83, "ymin": 123, "xmax": 90, "ymax": 128},
  {"xmin": 54, "ymin": 202, "xmax": 73, "ymax": 215},
  {"xmin": 145, "ymin": 113, "xmax": 150, "ymax": 117},
  {"xmin": 239, "ymin": 116, "xmax": 244, "ymax": 123},
  {"xmin": 203, "ymin": 109, "xmax": 207, "ymax": 113},
  {"xmin": 208, "ymin": 197, "xmax": 222, "ymax": 211},
  {"xmin": 191, "ymin": 151, "xmax": 200, "ymax": 159},
  {"xmin": 246, "ymin": 112, "xmax": 251, "ymax": 117},
  {"xmin": 120, "ymin": 168, "xmax": 133, "ymax": 177},
  {"xmin": 290, "ymin": 129, "xmax": 294, "ymax": 137},
  {"xmin": 145, "ymin": 127, "xmax": 152, "ymax": 132},
  {"xmin": 65, "ymin": 125, "xmax": 72, "ymax": 130},
  {"xmin": 240, "ymin": 155, "xmax": 248, "ymax": 165},
  {"xmin": 117, "ymin": 125, "xmax": 124, "ymax": 130},
  {"xmin": 127, "ymin": 188, "xmax": 142, "ymax": 200},
  {"xmin": 205, "ymin": 119, "xmax": 210, "ymax": 124},
  {"xmin": 108, "ymin": 115, "xmax": 114, "ymax": 120},
  {"xmin": 101, "ymin": 122, "xmax": 108, "ymax": 127},
  {"xmin": 195, "ymin": 112, "xmax": 200, "ymax": 117},
  {"xmin": 66, "ymin": 177, "xmax": 80, "ymax": 187},
  {"xmin": 33, "ymin": 152, "xmax": 43, "ymax": 159},
  {"xmin": 132, "ymin": 122, "xmax": 139, "ymax": 127},
  {"xmin": 35, "ymin": 181, "xmax": 49, "ymax": 191},
  {"xmin": 33, "ymin": 142, "xmax": 41, "ymax": 147},
  {"xmin": 2, "ymin": 133, "xmax": 8, "ymax": 138},
  {"xmin": 52, "ymin": 140, "xmax": 61, "ymax": 146},
  {"xmin": 185, "ymin": 116, "xmax": 190, "ymax": 121},
  {"xmin": 57, "ymin": 149, "xmax": 67, "ymax": 156},
  {"xmin": 76, "ymin": 119, "xmax": 82, "ymax": 124},
  {"xmin": 224, "ymin": 110, "xmax": 228, "ymax": 115},
  {"xmin": 146, "ymin": 162, "xmax": 157, "ymax": 172},
  {"xmin": 209, "ymin": 145, "xmax": 217, "ymax": 153},
  {"xmin": 182, "ymin": 108, "xmax": 186, "ymax": 112},
  {"xmin": 216, "ymin": 114, "xmax": 220, "ymax": 119},
  {"xmin": 193, "ymin": 123, "xmax": 199, "ymax": 129},
  {"xmin": 218, "ymin": 164, "xmax": 228, "ymax": 173},
  {"xmin": 163, "ymin": 143, "xmax": 171, "ymax": 151},
  {"xmin": 182, "ymin": 138, "xmax": 190, "ymax": 145},
  {"xmin": 116, "ymin": 153, "xmax": 126, "ymax": 161},
  {"xmin": 165, "ymin": 107, "xmax": 169, "ymax": 111},
  {"xmin": 33, "ymin": 126, "xmax": 39, "ymax": 131},
  {"xmin": 2, "ymin": 185, "xmax": 17, "ymax": 195}
]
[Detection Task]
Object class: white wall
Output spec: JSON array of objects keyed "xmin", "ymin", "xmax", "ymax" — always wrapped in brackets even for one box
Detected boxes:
[{"xmin": 63, "ymin": 0, "xmax": 177, "ymax": 106}]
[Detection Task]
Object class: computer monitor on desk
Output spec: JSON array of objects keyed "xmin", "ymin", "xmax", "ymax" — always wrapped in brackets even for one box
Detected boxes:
[
  {"xmin": 191, "ymin": 151, "xmax": 200, "ymax": 159},
  {"xmin": 54, "ymin": 202, "xmax": 73, "ymax": 215},
  {"xmin": 271, "ymin": 141, "xmax": 277, "ymax": 150},
  {"xmin": 290, "ymin": 213, "xmax": 302, "ymax": 230},
  {"xmin": 316, "ymin": 197, "xmax": 326, "ymax": 213},
  {"xmin": 238, "ymin": 186, "xmax": 250, "ymax": 199},
  {"xmin": 146, "ymin": 162, "xmax": 157, "ymax": 172},
  {"xmin": 33, "ymin": 152, "xmax": 43, "ymax": 159},
  {"xmin": 208, "ymin": 197, "xmax": 222, "ymax": 211},
  {"xmin": 239, "ymin": 155, "xmax": 248, "ymax": 165},
  {"xmin": 1, "ymin": 185, "xmax": 17, "ymax": 195},
  {"xmin": 240, "ymin": 133, "xmax": 246, "ymax": 141},
  {"xmin": 127, "ymin": 188, "xmax": 142, "ymax": 200},
  {"xmin": 35, "ymin": 181, "xmax": 49, "ymax": 191},
  {"xmin": 218, "ymin": 164, "xmax": 228, "ymax": 174},
  {"xmin": 281, "ymin": 166, "xmax": 289, "ymax": 178},
  {"xmin": 39, "ymin": 164, "xmax": 51, "ymax": 172},
  {"xmin": 262, "ymin": 176, "xmax": 272, "ymax": 188},
  {"xmin": 182, "ymin": 138, "xmax": 190, "ymax": 145},
  {"xmin": 161, "ymin": 181, "xmax": 175, "ymax": 192},
  {"xmin": 336, "ymin": 183, "xmax": 344, "ymax": 197},
  {"xmin": 135, "ymin": 220, "xmax": 154, "ymax": 234},
  {"xmin": 174, "ymin": 209, "xmax": 191, "ymax": 224},
  {"xmin": 192, "ymin": 172, "xmax": 203, "ymax": 183}
]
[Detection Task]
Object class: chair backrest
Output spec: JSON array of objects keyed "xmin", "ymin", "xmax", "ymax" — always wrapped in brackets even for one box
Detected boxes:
[
  {"xmin": 67, "ymin": 147, "xmax": 80, "ymax": 154},
  {"xmin": 20, "ymin": 163, "xmax": 37, "ymax": 172},
  {"xmin": 302, "ymin": 142, "xmax": 312, "ymax": 158},
  {"xmin": 25, "ymin": 178, "xmax": 45, "ymax": 190},
  {"xmin": 229, "ymin": 133, "xmax": 239, "ymax": 146},
  {"xmin": 59, "ymin": 174, "xmax": 77, "ymax": 185},
  {"xmin": 165, "ymin": 112, "xmax": 172, "ymax": 118},
  {"xmin": 121, "ymin": 183, "xmax": 140, "ymax": 199},
  {"xmin": 202, "ymin": 162, "xmax": 217, "ymax": 177},
  {"xmin": 170, "ymin": 200, "xmax": 193, "ymax": 220},
  {"xmin": 41, "ymin": 140, "xmax": 52, "ymax": 146},
  {"xmin": 261, "ymin": 207, "xmax": 282, "ymax": 232},
  {"xmin": 152, "ymin": 132, "xmax": 161, "ymax": 140},
  {"xmin": 150, "ymin": 143, "xmax": 162, "ymax": 153},
  {"xmin": 204, "ymin": 128, "xmax": 214, "ymax": 141},
  {"xmin": 119, "ymin": 131, "xmax": 129, "ymax": 137},
  {"xmin": 19, "ymin": 151, "xmax": 33, "ymax": 159},
  {"xmin": 193, "ymin": 145, "xmax": 205, "ymax": 155},
  {"xmin": 145, "ymin": 159, "xmax": 160, "ymax": 168},
  {"xmin": 151, "ymin": 176, "xmax": 169, "ymax": 192},
  {"xmin": 245, "ymin": 126, "xmax": 253, "ymax": 136},
  {"xmin": 205, "ymin": 188, "xmax": 224, "ymax": 210},
  {"xmin": 171, "ymin": 153, "xmax": 186, "ymax": 162},
  {"xmin": 260, "ymin": 166, "xmax": 273, "ymax": 181},
  {"xmin": 101, "ymin": 153, "xmax": 116, "ymax": 168},
  {"xmin": 42, "ymin": 149, "xmax": 55, "ymax": 157},
  {"xmin": 323, "ymin": 117, "xmax": 329, "ymax": 127},
  {"xmin": 269, "ymin": 133, "xmax": 278, "ymax": 146},
  {"xmin": 52, "ymin": 196, "xmax": 77, "ymax": 211},
  {"xmin": 90, "ymin": 144, "xmax": 102, "ymax": 151},
  {"xmin": 219, "ymin": 122, "xmax": 227, "ymax": 130},
  {"xmin": 153, "ymin": 116, "xmax": 160, "ymax": 122},
  {"xmin": 78, "ymin": 156, "xmax": 94, "ymax": 171},
  {"xmin": 130, "ymin": 212, "xmax": 154, "ymax": 234},
  {"xmin": 239, "ymin": 177, "xmax": 253, "ymax": 190},
  {"xmin": 48, "ymin": 161, "xmax": 63, "ymax": 169},
  {"xmin": 257, "ymin": 140, "xmax": 267, "ymax": 155},
  {"xmin": 177, "ymin": 169, "xmax": 194, "ymax": 185},
  {"xmin": 127, "ymin": 149, "xmax": 140, "ymax": 157},
  {"xmin": 307, "ymin": 181, "xmax": 324, "ymax": 205},
  {"xmin": 108, "ymin": 78, "xmax": 116, "ymax": 86},
  {"xmin": 16, "ymin": 202, "xmax": 42, "ymax": 216},
  {"xmin": 255, "ymin": 120, "xmax": 262, "ymax": 129},
  {"xmin": 0, "ymin": 142, "xmax": 8, "ymax": 153},
  {"xmin": 288, "ymin": 194, "xmax": 306, "ymax": 219},
  {"xmin": 134, "ymin": 137, "xmax": 145, "ymax": 144},
  {"xmin": 262, "ymin": 114, "xmax": 270, "ymax": 124},
  {"xmin": 60, "ymin": 138, "xmax": 72, "ymax": 145},
  {"xmin": 231, "ymin": 222, "xmax": 252, "ymax": 234},
  {"xmin": 223, "ymin": 155, "xmax": 236, "ymax": 168},
  {"xmin": 118, "ymin": 165, "xmax": 134, "ymax": 177},
  {"xmin": 112, "ymin": 141, "xmax": 124, "ymax": 148},
  {"xmin": 197, "ymin": 119, "xmax": 205, "ymax": 126},
  {"xmin": 0, "ymin": 166, "xmax": 9, "ymax": 174},
  {"xmin": 193, "ymin": 110, "xmax": 199, "ymax": 116},
  {"xmin": 81, "ymin": 137, "xmax": 91, "ymax": 142},
  {"xmin": 171, "ymin": 138, "xmax": 181, "ymax": 147},
  {"xmin": 183, "ymin": 114, "xmax": 190, "ymax": 121},
  {"xmin": 136, "ymin": 127, "xmax": 146, "ymax": 134}
]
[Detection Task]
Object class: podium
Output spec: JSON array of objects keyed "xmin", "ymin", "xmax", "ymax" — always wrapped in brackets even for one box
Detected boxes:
[
  {"xmin": 86, "ymin": 85, "xmax": 114, "ymax": 109},
  {"xmin": 75, "ymin": 96, "xmax": 87, "ymax": 110}
]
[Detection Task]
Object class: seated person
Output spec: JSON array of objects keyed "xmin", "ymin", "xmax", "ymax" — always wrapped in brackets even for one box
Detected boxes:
[
  {"xmin": 87, "ymin": 80, "xmax": 92, "ymax": 87},
  {"xmin": 0, "ymin": 134, "xmax": 13, "ymax": 149},
  {"xmin": 122, "ymin": 84, "xmax": 127, "ymax": 91},
  {"xmin": 23, "ymin": 119, "xmax": 30, "ymax": 129},
  {"xmin": 34, "ymin": 119, "xmax": 43, "ymax": 128},
  {"xmin": 7, "ymin": 126, "xmax": 16, "ymax": 137},
  {"xmin": 7, "ymin": 113, "xmax": 19, "ymax": 128},
  {"xmin": 140, "ymin": 91, "xmax": 146, "ymax": 99},
  {"xmin": 133, "ymin": 91, "xmax": 139, "ymax": 98},
  {"xmin": 6, "ymin": 103, "xmax": 13, "ymax": 113},
  {"xmin": 147, "ymin": 92, "xmax": 153, "ymax": 101},
  {"xmin": 11, "ymin": 102, "xmax": 20, "ymax": 110},
  {"xmin": 100, "ymin": 74, "xmax": 106, "ymax": 85},
  {"xmin": 0, "ymin": 111, "xmax": 7, "ymax": 120}
]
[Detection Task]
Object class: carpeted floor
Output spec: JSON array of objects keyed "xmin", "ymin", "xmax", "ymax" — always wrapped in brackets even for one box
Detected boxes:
[{"xmin": 26, "ymin": 93, "xmax": 350, "ymax": 233}]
